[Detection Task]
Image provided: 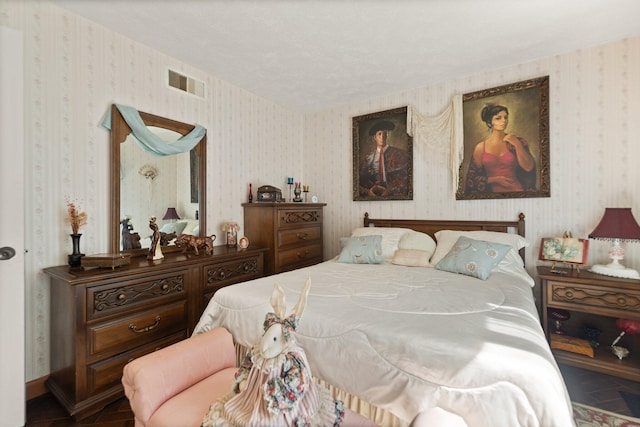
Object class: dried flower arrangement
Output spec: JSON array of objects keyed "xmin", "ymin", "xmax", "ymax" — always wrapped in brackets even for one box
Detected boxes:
[
  {"xmin": 66, "ymin": 197, "xmax": 88, "ymax": 234},
  {"xmin": 222, "ymin": 221, "xmax": 240, "ymax": 233}
]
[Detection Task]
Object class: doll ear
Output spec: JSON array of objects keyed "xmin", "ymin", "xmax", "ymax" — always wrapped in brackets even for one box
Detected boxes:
[
  {"xmin": 291, "ymin": 278, "xmax": 311, "ymax": 319},
  {"xmin": 270, "ymin": 284, "xmax": 287, "ymax": 320}
]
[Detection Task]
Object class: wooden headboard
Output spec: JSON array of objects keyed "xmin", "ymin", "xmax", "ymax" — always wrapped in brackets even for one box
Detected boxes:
[{"xmin": 363, "ymin": 212, "xmax": 526, "ymax": 260}]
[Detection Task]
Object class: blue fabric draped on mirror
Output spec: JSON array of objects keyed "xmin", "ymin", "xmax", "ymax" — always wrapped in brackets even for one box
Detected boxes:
[{"xmin": 101, "ymin": 103, "xmax": 206, "ymax": 156}]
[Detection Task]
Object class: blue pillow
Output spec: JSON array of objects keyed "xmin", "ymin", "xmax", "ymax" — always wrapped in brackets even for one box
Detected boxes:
[
  {"xmin": 435, "ymin": 236, "xmax": 511, "ymax": 280},
  {"xmin": 337, "ymin": 235, "xmax": 385, "ymax": 264}
]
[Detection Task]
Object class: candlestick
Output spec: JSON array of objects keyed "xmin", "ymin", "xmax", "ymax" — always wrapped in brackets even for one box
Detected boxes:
[
  {"xmin": 303, "ymin": 185, "xmax": 309, "ymax": 202},
  {"xmin": 287, "ymin": 177, "xmax": 294, "ymax": 201}
]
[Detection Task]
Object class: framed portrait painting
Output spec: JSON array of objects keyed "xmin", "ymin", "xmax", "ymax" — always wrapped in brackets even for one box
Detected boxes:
[
  {"xmin": 456, "ymin": 76, "xmax": 550, "ymax": 200},
  {"xmin": 353, "ymin": 106, "xmax": 413, "ymax": 201}
]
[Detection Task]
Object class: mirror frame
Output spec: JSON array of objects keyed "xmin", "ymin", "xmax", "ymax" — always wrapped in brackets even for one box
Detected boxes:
[{"xmin": 110, "ymin": 104, "xmax": 207, "ymax": 256}]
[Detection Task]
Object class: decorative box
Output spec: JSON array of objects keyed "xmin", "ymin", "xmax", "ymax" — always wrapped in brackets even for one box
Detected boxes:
[
  {"xmin": 81, "ymin": 253, "xmax": 131, "ymax": 269},
  {"xmin": 256, "ymin": 185, "xmax": 283, "ymax": 202}
]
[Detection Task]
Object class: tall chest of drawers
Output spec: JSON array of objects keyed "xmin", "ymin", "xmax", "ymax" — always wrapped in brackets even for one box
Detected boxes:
[
  {"xmin": 43, "ymin": 246, "xmax": 265, "ymax": 420},
  {"xmin": 243, "ymin": 203, "xmax": 326, "ymax": 276}
]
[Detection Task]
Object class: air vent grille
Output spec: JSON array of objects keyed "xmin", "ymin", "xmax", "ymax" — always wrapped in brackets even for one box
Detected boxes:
[{"xmin": 167, "ymin": 69, "xmax": 205, "ymax": 98}]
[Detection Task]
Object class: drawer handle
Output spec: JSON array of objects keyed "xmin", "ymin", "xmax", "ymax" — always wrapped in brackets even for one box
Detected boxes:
[
  {"xmin": 118, "ymin": 293, "xmax": 126, "ymax": 301},
  {"xmin": 219, "ymin": 271, "xmax": 226, "ymax": 279},
  {"xmin": 129, "ymin": 316, "xmax": 161, "ymax": 334},
  {"xmin": 297, "ymin": 233, "xmax": 308, "ymax": 240},
  {"xmin": 162, "ymin": 284, "xmax": 169, "ymax": 291},
  {"xmin": 297, "ymin": 250, "xmax": 309, "ymax": 259},
  {"xmin": 618, "ymin": 297, "xmax": 627, "ymax": 305}
]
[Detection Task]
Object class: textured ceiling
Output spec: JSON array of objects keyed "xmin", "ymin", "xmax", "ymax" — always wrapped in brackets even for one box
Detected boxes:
[{"xmin": 50, "ymin": 0, "xmax": 640, "ymax": 112}]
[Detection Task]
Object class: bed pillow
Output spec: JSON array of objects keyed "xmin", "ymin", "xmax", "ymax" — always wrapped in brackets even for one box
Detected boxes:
[
  {"xmin": 160, "ymin": 221, "xmax": 188, "ymax": 235},
  {"xmin": 391, "ymin": 249, "xmax": 432, "ymax": 267},
  {"xmin": 179, "ymin": 219, "xmax": 200, "ymax": 235},
  {"xmin": 338, "ymin": 235, "xmax": 385, "ymax": 264},
  {"xmin": 398, "ymin": 231, "xmax": 436, "ymax": 253},
  {"xmin": 431, "ymin": 230, "xmax": 529, "ymax": 266},
  {"xmin": 435, "ymin": 236, "xmax": 511, "ymax": 280},
  {"xmin": 351, "ymin": 227, "xmax": 412, "ymax": 259}
]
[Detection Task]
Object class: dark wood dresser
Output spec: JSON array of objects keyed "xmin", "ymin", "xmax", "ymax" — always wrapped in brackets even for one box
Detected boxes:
[
  {"xmin": 43, "ymin": 246, "xmax": 265, "ymax": 420},
  {"xmin": 243, "ymin": 202, "xmax": 326, "ymax": 276}
]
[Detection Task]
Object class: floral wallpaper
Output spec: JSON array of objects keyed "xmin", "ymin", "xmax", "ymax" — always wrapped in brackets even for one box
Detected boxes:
[{"xmin": 2, "ymin": 0, "xmax": 640, "ymax": 383}]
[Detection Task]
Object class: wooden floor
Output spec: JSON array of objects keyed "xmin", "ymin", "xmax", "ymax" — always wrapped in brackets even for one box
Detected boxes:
[
  {"xmin": 25, "ymin": 395, "xmax": 134, "ymax": 427},
  {"xmin": 25, "ymin": 364, "xmax": 640, "ymax": 425}
]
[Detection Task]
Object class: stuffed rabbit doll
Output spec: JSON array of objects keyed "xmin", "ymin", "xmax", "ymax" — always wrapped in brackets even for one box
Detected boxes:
[{"xmin": 202, "ymin": 278, "xmax": 345, "ymax": 427}]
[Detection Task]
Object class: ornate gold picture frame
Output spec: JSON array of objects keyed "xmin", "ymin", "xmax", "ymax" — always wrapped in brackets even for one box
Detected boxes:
[
  {"xmin": 352, "ymin": 106, "xmax": 413, "ymax": 201},
  {"xmin": 456, "ymin": 76, "xmax": 550, "ymax": 200}
]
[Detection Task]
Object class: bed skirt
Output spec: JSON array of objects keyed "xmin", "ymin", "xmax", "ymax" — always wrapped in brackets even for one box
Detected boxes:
[{"xmin": 233, "ymin": 342, "xmax": 406, "ymax": 427}]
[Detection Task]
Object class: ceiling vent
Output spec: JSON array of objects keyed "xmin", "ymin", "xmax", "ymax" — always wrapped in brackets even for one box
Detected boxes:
[{"xmin": 167, "ymin": 69, "xmax": 205, "ymax": 99}]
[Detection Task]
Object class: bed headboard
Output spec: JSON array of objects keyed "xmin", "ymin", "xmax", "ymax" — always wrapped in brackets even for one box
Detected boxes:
[{"xmin": 363, "ymin": 212, "xmax": 526, "ymax": 261}]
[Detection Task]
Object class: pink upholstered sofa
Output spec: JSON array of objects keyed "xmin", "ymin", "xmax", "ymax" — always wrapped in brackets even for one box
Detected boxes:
[{"xmin": 122, "ymin": 327, "xmax": 377, "ymax": 427}]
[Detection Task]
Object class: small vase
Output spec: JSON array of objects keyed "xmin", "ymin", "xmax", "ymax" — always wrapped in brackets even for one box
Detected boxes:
[{"xmin": 68, "ymin": 233, "xmax": 85, "ymax": 267}]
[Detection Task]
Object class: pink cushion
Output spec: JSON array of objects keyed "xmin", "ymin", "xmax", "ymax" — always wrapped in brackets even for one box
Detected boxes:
[
  {"xmin": 147, "ymin": 367, "xmax": 238, "ymax": 427},
  {"xmin": 122, "ymin": 327, "xmax": 235, "ymax": 426}
]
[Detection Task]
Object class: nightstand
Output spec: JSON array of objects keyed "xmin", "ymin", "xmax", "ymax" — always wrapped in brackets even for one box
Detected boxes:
[{"xmin": 538, "ymin": 266, "xmax": 640, "ymax": 381}]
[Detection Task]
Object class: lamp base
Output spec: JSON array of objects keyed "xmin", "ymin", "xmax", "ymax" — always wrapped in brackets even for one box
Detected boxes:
[{"xmin": 590, "ymin": 264, "xmax": 640, "ymax": 279}]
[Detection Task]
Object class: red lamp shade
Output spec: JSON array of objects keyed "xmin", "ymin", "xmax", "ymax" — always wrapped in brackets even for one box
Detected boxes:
[
  {"xmin": 589, "ymin": 208, "xmax": 640, "ymax": 242},
  {"xmin": 162, "ymin": 207, "xmax": 180, "ymax": 221}
]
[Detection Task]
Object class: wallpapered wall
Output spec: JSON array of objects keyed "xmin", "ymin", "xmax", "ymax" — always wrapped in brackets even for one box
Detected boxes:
[
  {"xmin": 307, "ymin": 38, "xmax": 640, "ymax": 270},
  {"xmin": 1, "ymin": 0, "xmax": 304, "ymax": 381},
  {"xmin": 3, "ymin": 0, "xmax": 640, "ymax": 382}
]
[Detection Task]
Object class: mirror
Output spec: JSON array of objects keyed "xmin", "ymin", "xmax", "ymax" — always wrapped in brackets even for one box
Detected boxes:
[{"xmin": 110, "ymin": 104, "xmax": 207, "ymax": 256}]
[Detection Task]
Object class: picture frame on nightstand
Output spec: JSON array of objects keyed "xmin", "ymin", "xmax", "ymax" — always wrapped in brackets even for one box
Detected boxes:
[{"xmin": 539, "ymin": 236, "xmax": 589, "ymax": 272}]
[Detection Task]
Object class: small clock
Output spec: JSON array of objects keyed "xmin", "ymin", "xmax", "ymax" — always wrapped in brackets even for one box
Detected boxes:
[
  {"xmin": 257, "ymin": 185, "xmax": 283, "ymax": 202},
  {"xmin": 311, "ymin": 195, "xmax": 318, "ymax": 203}
]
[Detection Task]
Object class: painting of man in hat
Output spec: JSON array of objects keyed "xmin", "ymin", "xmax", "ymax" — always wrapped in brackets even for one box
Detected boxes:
[{"xmin": 353, "ymin": 107, "xmax": 413, "ymax": 201}]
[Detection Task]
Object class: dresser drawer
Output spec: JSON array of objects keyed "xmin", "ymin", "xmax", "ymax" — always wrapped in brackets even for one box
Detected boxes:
[
  {"xmin": 277, "ymin": 208, "xmax": 323, "ymax": 228},
  {"xmin": 278, "ymin": 226, "xmax": 322, "ymax": 248},
  {"xmin": 88, "ymin": 301, "xmax": 187, "ymax": 357},
  {"xmin": 548, "ymin": 280, "xmax": 640, "ymax": 318},
  {"xmin": 87, "ymin": 271, "xmax": 187, "ymax": 320},
  {"xmin": 86, "ymin": 331, "xmax": 186, "ymax": 396},
  {"xmin": 277, "ymin": 243, "xmax": 322, "ymax": 271},
  {"xmin": 204, "ymin": 255, "xmax": 263, "ymax": 292}
]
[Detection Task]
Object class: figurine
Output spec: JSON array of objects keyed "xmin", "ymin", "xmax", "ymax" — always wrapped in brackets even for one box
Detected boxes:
[
  {"xmin": 121, "ymin": 217, "xmax": 141, "ymax": 250},
  {"xmin": 147, "ymin": 216, "xmax": 164, "ymax": 261},
  {"xmin": 175, "ymin": 233, "xmax": 216, "ymax": 255}
]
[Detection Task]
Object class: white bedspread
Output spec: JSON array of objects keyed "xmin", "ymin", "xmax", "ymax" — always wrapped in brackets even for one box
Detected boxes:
[{"xmin": 194, "ymin": 260, "xmax": 575, "ymax": 427}]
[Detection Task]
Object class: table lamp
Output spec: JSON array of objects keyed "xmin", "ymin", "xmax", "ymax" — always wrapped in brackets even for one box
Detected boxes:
[
  {"xmin": 162, "ymin": 207, "xmax": 180, "ymax": 222},
  {"xmin": 588, "ymin": 208, "xmax": 640, "ymax": 279}
]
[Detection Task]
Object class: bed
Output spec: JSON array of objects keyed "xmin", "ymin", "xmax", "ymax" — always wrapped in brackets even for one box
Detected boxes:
[{"xmin": 193, "ymin": 213, "xmax": 575, "ymax": 427}]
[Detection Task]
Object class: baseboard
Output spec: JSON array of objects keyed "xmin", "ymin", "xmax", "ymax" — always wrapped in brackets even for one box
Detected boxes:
[{"xmin": 26, "ymin": 375, "xmax": 49, "ymax": 400}]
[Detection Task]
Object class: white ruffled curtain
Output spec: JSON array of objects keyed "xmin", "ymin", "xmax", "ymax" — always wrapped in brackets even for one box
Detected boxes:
[{"xmin": 406, "ymin": 94, "xmax": 463, "ymax": 193}]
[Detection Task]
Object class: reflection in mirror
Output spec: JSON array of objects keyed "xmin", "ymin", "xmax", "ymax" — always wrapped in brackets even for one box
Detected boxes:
[
  {"xmin": 110, "ymin": 104, "xmax": 207, "ymax": 256},
  {"xmin": 119, "ymin": 127, "xmax": 200, "ymax": 251}
]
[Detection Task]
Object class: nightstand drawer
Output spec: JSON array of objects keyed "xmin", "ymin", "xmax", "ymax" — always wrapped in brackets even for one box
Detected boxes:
[
  {"xmin": 278, "ymin": 226, "xmax": 322, "ymax": 247},
  {"xmin": 204, "ymin": 254, "xmax": 263, "ymax": 292},
  {"xmin": 277, "ymin": 208, "xmax": 323, "ymax": 228},
  {"xmin": 86, "ymin": 331, "xmax": 186, "ymax": 396},
  {"xmin": 87, "ymin": 272, "xmax": 187, "ymax": 320},
  {"xmin": 277, "ymin": 243, "xmax": 322, "ymax": 270},
  {"xmin": 548, "ymin": 281, "xmax": 640, "ymax": 318},
  {"xmin": 88, "ymin": 301, "xmax": 187, "ymax": 357}
]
